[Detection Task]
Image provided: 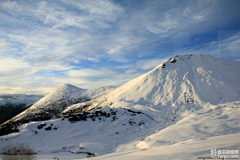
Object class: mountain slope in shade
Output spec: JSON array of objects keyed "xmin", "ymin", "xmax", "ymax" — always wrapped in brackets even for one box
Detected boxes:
[{"xmin": 0, "ymin": 94, "xmax": 43, "ymax": 125}]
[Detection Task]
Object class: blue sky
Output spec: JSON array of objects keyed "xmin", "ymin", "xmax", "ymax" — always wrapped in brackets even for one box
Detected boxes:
[{"xmin": 0, "ymin": 0, "xmax": 240, "ymax": 94}]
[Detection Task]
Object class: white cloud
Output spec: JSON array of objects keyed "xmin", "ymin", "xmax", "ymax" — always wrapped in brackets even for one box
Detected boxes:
[
  {"xmin": 137, "ymin": 58, "xmax": 169, "ymax": 70},
  {"xmin": 118, "ymin": 58, "xmax": 170, "ymax": 74},
  {"xmin": 1, "ymin": 1, "xmax": 17, "ymax": 9},
  {"xmin": 53, "ymin": 71, "xmax": 140, "ymax": 89},
  {"xmin": 0, "ymin": 0, "xmax": 239, "ymax": 94},
  {"xmin": 107, "ymin": 45, "xmax": 123, "ymax": 55},
  {"xmin": 0, "ymin": 57, "xmax": 32, "ymax": 77},
  {"xmin": 75, "ymin": 0, "xmax": 124, "ymax": 18},
  {"xmin": 36, "ymin": 0, "xmax": 124, "ymax": 29},
  {"xmin": 0, "ymin": 83, "xmax": 56, "ymax": 95},
  {"xmin": 67, "ymin": 68, "xmax": 116, "ymax": 78},
  {"xmin": 177, "ymin": 32, "xmax": 240, "ymax": 60},
  {"xmin": 0, "ymin": 39, "xmax": 7, "ymax": 51}
]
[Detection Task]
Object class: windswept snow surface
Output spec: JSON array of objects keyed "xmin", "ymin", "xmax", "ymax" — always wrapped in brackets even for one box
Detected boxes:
[{"xmin": 0, "ymin": 54, "xmax": 239, "ymax": 159}]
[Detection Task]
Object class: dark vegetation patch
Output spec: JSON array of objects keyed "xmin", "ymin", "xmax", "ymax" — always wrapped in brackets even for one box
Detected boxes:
[
  {"xmin": 1, "ymin": 143, "xmax": 35, "ymax": 155},
  {"xmin": 65, "ymin": 108, "xmax": 153, "ymax": 129}
]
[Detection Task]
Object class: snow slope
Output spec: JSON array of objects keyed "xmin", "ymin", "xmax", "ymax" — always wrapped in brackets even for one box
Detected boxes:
[
  {"xmin": 0, "ymin": 54, "xmax": 239, "ymax": 159},
  {"xmin": 90, "ymin": 133, "xmax": 240, "ymax": 160},
  {"xmin": 89, "ymin": 102, "xmax": 240, "ymax": 160},
  {"xmin": 0, "ymin": 107, "xmax": 158, "ymax": 156},
  {"xmin": 0, "ymin": 101, "xmax": 239, "ymax": 159}
]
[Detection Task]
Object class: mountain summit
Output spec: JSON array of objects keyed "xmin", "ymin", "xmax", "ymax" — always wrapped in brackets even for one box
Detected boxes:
[{"xmin": 56, "ymin": 83, "xmax": 85, "ymax": 93}]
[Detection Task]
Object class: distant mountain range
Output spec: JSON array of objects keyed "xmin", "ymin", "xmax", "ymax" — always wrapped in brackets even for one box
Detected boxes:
[{"xmin": 0, "ymin": 94, "xmax": 43, "ymax": 125}]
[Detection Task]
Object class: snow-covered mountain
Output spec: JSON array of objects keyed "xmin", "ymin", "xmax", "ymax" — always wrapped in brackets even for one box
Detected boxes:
[
  {"xmin": 0, "ymin": 84, "xmax": 115, "ymax": 135},
  {"xmin": 0, "ymin": 54, "xmax": 239, "ymax": 159},
  {"xmin": 64, "ymin": 54, "xmax": 240, "ymax": 122},
  {"xmin": 96, "ymin": 54, "xmax": 240, "ymax": 119}
]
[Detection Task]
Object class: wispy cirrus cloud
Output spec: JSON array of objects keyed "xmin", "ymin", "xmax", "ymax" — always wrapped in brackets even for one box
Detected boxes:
[
  {"xmin": 37, "ymin": 0, "xmax": 124, "ymax": 29},
  {"xmin": 0, "ymin": 0, "xmax": 239, "ymax": 94},
  {"xmin": 117, "ymin": 58, "xmax": 170, "ymax": 74},
  {"xmin": 0, "ymin": 57, "xmax": 31, "ymax": 77},
  {"xmin": 178, "ymin": 31, "xmax": 240, "ymax": 60},
  {"xmin": 1, "ymin": 1, "xmax": 17, "ymax": 9}
]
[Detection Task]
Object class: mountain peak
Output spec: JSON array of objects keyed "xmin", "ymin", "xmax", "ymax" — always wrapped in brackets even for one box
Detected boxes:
[
  {"xmin": 58, "ymin": 83, "xmax": 83, "ymax": 90},
  {"xmin": 62, "ymin": 83, "xmax": 74, "ymax": 87},
  {"xmin": 153, "ymin": 54, "xmax": 226, "ymax": 71},
  {"xmin": 62, "ymin": 83, "xmax": 76, "ymax": 88},
  {"xmin": 54, "ymin": 84, "xmax": 86, "ymax": 96},
  {"xmin": 101, "ymin": 54, "xmax": 240, "ymax": 119}
]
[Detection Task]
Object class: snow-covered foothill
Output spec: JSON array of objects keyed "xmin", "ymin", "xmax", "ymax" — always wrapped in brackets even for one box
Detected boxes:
[
  {"xmin": 1, "ymin": 84, "xmax": 115, "ymax": 125},
  {"xmin": 0, "ymin": 84, "xmax": 115, "ymax": 136}
]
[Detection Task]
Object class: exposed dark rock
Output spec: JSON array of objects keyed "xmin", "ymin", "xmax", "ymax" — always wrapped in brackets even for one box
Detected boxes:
[
  {"xmin": 37, "ymin": 122, "xmax": 46, "ymax": 129},
  {"xmin": 169, "ymin": 58, "xmax": 176, "ymax": 63},
  {"xmin": 162, "ymin": 63, "xmax": 166, "ymax": 68},
  {"xmin": 45, "ymin": 125, "xmax": 52, "ymax": 131}
]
